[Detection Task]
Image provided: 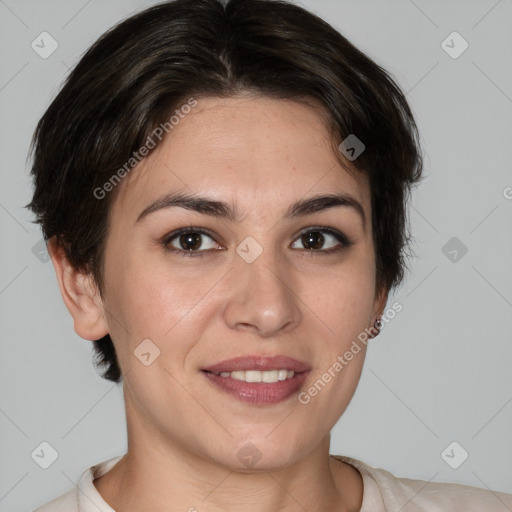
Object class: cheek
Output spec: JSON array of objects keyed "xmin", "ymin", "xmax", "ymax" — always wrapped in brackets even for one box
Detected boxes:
[
  {"xmin": 293, "ymin": 269, "xmax": 373, "ymax": 425},
  {"xmin": 301, "ymin": 259, "xmax": 376, "ymax": 338},
  {"xmin": 293, "ymin": 259, "xmax": 375, "ymax": 405},
  {"xmin": 103, "ymin": 248, "xmax": 222, "ymax": 362}
]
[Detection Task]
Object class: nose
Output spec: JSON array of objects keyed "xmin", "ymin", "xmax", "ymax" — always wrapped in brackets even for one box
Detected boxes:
[{"xmin": 222, "ymin": 247, "xmax": 302, "ymax": 338}]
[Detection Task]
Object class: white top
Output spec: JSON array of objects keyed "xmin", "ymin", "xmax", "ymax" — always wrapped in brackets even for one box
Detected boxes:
[{"xmin": 33, "ymin": 454, "xmax": 512, "ymax": 511}]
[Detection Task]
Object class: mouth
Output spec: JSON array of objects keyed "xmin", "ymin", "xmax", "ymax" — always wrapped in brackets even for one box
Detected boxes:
[{"xmin": 201, "ymin": 355, "xmax": 311, "ymax": 405}]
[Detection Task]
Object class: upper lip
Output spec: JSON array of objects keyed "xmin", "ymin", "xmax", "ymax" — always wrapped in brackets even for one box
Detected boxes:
[{"xmin": 202, "ymin": 355, "xmax": 311, "ymax": 373}]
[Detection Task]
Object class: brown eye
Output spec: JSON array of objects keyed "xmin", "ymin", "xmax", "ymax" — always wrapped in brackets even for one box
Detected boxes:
[
  {"xmin": 178, "ymin": 232, "xmax": 203, "ymax": 251},
  {"xmin": 301, "ymin": 231, "xmax": 325, "ymax": 250},
  {"xmin": 291, "ymin": 227, "xmax": 352, "ymax": 253},
  {"xmin": 163, "ymin": 229, "xmax": 220, "ymax": 254}
]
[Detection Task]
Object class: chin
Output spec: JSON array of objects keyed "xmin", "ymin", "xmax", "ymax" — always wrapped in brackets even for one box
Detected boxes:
[{"xmin": 222, "ymin": 435, "xmax": 311, "ymax": 473}]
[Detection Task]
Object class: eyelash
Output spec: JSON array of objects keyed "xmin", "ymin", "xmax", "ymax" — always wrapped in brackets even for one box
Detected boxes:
[{"xmin": 161, "ymin": 226, "xmax": 353, "ymax": 257}]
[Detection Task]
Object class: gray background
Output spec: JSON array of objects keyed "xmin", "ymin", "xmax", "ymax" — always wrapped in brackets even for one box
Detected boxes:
[{"xmin": 1, "ymin": 0, "xmax": 511, "ymax": 510}]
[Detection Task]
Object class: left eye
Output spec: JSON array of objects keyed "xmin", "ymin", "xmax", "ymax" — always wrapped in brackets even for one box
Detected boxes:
[{"xmin": 290, "ymin": 229, "xmax": 350, "ymax": 252}]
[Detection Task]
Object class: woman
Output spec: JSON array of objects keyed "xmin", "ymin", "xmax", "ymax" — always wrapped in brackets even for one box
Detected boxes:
[{"xmin": 29, "ymin": 0, "xmax": 512, "ymax": 510}]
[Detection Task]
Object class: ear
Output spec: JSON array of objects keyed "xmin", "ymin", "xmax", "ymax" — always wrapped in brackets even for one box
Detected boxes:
[
  {"xmin": 48, "ymin": 238, "xmax": 109, "ymax": 341},
  {"xmin": 372, "ymin": 285, "xmax": 389, "ymax": 323}
]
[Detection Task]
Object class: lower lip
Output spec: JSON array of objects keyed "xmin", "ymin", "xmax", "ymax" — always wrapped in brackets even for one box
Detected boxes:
[{"xmin": 202, "ymin": 371, "xmax": 310, "ymax": 405}]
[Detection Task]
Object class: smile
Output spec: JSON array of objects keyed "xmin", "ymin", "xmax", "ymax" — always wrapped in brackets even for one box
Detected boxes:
[{"xmin": 201, "ymin": 355, "xmax": 310, "ymax": 405}]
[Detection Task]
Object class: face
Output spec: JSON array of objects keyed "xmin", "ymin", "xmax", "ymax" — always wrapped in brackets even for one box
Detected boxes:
[{"xmin": 98, "ymin": 95, "xmax": 386, "ymax": 470}]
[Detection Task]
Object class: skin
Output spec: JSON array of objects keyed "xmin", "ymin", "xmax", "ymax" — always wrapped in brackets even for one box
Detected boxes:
[{"xmin": 50, "ymin": 94, "xmax": 388, "ymax": 512}]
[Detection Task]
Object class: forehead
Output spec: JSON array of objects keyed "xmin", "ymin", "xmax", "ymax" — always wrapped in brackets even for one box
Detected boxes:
[{"xmin": 111, "ymin": 94, "xmax": 370, "ymax": 221}]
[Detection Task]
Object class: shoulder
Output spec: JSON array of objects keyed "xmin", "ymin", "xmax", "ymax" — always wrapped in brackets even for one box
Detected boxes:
[
  {"xmin": 32, "ymin": 489, "xmax": 77, "ymax": 512},
  {"xmin": 332, "ymin": 455, "xmax": 512, "ymax": 512},
  {"xmin": 32, "ymin": 455, "xmax": 123, "ymax": 512}
]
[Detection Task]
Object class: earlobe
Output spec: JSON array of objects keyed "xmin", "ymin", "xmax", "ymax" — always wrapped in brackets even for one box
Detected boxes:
[
  {"xmin": 374, "ymin": 287, "xmax": 389, "ymax": 320},
  {"xmin": 369, "ymin": 287, "xmax": 389, "ymax": 338},
  {"xmin": 48, "ymin": 238, "xmax": 109, "ymax": 341}
]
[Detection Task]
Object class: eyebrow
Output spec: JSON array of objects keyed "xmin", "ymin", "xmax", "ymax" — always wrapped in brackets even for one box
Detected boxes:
[{"xmin": 136, "ymin": 191, "xmax": 366, "ymax": 230}]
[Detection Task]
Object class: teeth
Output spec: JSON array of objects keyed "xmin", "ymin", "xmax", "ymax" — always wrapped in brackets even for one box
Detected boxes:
[
  {"xmin": 262, "ymin": 370, "xmax": 278, "ymax": 383},
  {"xmin": 214, "ymin": 369, "xmax": 296, "ymax": 383},
  {"xmin": 246, "ymin": 370, "xmax": 262, "ymax": 382}
]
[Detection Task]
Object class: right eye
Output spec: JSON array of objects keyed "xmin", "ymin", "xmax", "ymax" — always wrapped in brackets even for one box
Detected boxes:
[{"xmin": 162, "ymin": 228, "xmax": 224, "ymax": 256}]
